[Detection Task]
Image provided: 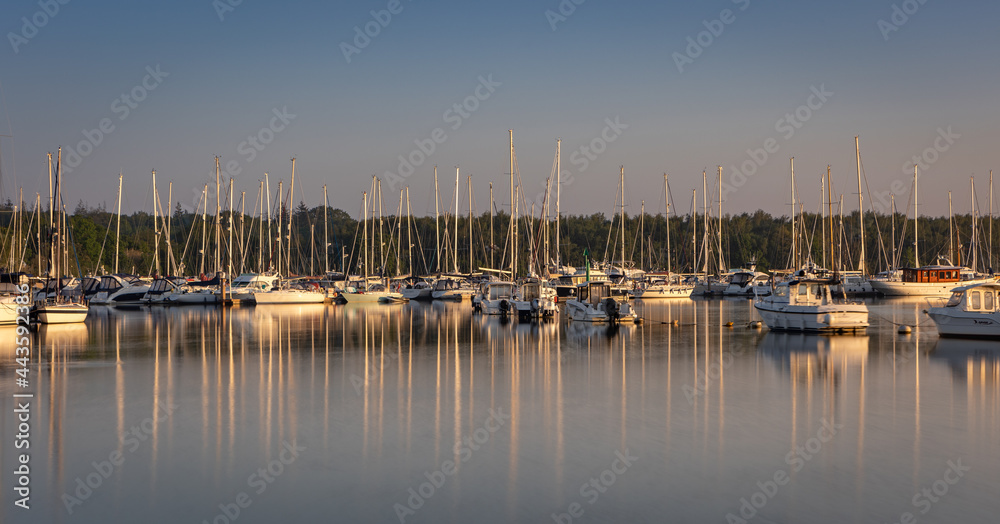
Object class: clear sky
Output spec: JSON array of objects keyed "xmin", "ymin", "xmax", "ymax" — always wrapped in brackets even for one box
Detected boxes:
[{"xmin": 2, "ymin": 0, "xmax": 999, "ymax": 219}]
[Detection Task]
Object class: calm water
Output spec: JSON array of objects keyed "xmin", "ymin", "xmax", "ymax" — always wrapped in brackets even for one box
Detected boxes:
[{"xmin": 1, "ymin": 298, "xmax": 998, "ymax": 523}]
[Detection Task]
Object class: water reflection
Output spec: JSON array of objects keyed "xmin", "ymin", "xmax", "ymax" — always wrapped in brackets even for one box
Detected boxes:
[{"xmin": 2, "ymin": 299, "xmax": 998, "ymax": 524}]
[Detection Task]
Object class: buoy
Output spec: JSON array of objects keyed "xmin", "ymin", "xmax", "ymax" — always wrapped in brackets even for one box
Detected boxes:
[
  {"xmin": 749, "ymin": 321, "xmax": 762, "ymax": 329},
  {"xmin": 724, "ymin": 321, "xmax": 734, "ymax": 327},
  {"xmin": 898, "ymin": 325, "xmax": 912, "ymax": 334},
  {"xmin": 671, "ymin": 319, "xmax": 680, "ymax": 326}
]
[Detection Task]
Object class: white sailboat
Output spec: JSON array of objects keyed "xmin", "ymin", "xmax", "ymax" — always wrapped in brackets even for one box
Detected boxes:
[{"xmin": 33, "ymin": 149, "xmax": 88, "ymax": 324}]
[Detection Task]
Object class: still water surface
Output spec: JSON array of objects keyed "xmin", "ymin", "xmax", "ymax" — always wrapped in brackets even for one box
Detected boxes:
[{"xmin": 1, "ymin": 298, "xmax": 998, "ymax": 523}]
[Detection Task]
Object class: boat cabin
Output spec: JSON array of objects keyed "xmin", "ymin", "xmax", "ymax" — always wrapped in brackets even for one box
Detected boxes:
[
  {"xmin": 769, "ymin": 279, "xmax": 834, "ymax": 305},
  {"xmin": 487, "ymin": 282, "xmax": 516, "ymax": 300},
  {"xmin": 902, "ymin": 266, "xmax": 961, "ymax": 283},
  {"xmin": 944, "ymin": 283, "xmax": 1000, "ymax": 312},
  {"xmin": 576, "ymin": 281, "xmax": 613, "ymax": 305},
  {"xmin": 520, "ymin": 280, "xmax": 542, "ymax": 301}
]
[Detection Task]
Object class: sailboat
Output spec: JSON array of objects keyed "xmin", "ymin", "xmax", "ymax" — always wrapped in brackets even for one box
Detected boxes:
[
  {"xmin": 33, "ymin": 149, "xmax": 89, "ymax": 324},
  {"xmin": 753, "ymin": 157, "xmax": 868, "ymax": 333},
  {"xmin": 869, "ymin": 165, "xmax": 993, "ymax": 297}
]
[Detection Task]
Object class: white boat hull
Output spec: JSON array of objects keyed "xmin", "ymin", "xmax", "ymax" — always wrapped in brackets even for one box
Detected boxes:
[
  {"xmin": 632, "ymin": 286, "xmax": 693, "ymax": 299},
  {"xmin": 926, "ymin": 308, "xmax": 1000, "ymax": 338},
  {"xmin": 252, "ymin": 290, "xmax": 325, "ymax": 304},
  {"xmin": 35, "ymin": 303, "xmax": 89, "ymax": 324},
  {"xmin": 754, "ymin": 303, "xmax": 868, "ymax": 332},
  {"xmin": 0, "ymin": 298, "xmax": 20, "ymax": 325},
  {"xmin": 869, "ymin": 278, "xmax": 994, "ymax": 297}
]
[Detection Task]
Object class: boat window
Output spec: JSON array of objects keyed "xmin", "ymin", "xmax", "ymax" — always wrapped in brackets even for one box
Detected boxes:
[
  {"xmin": 798, "ymin": 285, "xmax": 809, "ymax": 296},
  {"xmin": 986, "ymin": 290, "xmax": 995, "ymax": 311},
  {"xmin": 809, "ymin": 284, "xmax": 820, "ymax": 298},
  {"xmin": 946, "ymin": 291, "xmax": 962, "ymax": 307},
  {"xmin": 971, "ymin": 291, "xmax": 981, "ymax": 310},
  {"xmin": 774, "ymin": 286, "xmax": 788, "ymax": 298}
]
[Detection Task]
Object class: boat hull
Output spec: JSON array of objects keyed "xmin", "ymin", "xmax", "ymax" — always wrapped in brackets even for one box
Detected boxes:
[
  {"xmin": 926, "ymin": 308, "xmax": 1000, "ymax": 338},
  {"xmin": 252, "ymin": 290, "xmax": 326, "ymax": 304},
  {"xmin": 754, "ymin": 303, "xmax": 868, "ymax": 333},
  {"xmin": 34, "ymin": 303, "xmax": 89, "ymax": 324},
  {"xmin": 869, "ymin": 278, "xmax": 994, "ymax": 297}
]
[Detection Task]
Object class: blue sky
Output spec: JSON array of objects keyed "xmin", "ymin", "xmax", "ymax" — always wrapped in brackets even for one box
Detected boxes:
[{"xmin": 2, "ymin": 0, "xmax": 999, "ymax": 218}]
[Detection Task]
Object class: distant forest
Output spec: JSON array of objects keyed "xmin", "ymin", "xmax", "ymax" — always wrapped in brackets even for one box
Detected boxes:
[{"xmin": 0, "ymin": 198, "xmax": 994, "ymax": 278}]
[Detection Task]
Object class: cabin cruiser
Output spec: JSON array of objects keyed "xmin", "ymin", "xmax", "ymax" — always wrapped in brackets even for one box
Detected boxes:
[
  {"xmin": 226, "ymin": 273, "xmax": 281, "ymax": 303},
  {"xmin": 723, "ymin": 270, "xmax": 768, "ymax": 296},
  {"xmin": 401, "ymin": 280, "xmax": 434, "ymax": 301},
  {"xmin": 431, "ymin": 277, "xmax": 477, "ymax": 301},
  {"xmin": 565, "ymin": 280, "xmax": 639, "ymax": 324},
  {"xmin": 925, "ymin": 282, "xmax": 1000, "ymax": 338},
  {"xmin": 630, "ymin": 274, "xmax": 693, "ymax": 299},
  {"xmin": 754, "ymin": 278, "xmax": 868, "ymax": 333},
  {"xmin": 141, "ymin": 277, "xmax": 189, "ymax": 304},
  {"xmin": 88, "ymin": 274, "xmax": 150, "ymax": 305},
  {"xmin": 511, "ymin": 279, "xmax": 558, "ymax": 319},
  {"xmin": 476, "ymin": 281, "xmax": 517, "ymax": 316},
  {"xmin": 340, "ymin": 282, "xmax": 404, "ymax": 303}
]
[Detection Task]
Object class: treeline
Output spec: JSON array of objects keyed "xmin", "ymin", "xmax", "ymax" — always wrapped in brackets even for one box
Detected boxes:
[{"xmin": 0, "ymin": 199, "xmax": 995, "ymax": 278}]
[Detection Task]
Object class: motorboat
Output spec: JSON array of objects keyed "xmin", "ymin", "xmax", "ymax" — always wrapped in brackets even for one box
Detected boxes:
[
  {"xmin": 88, "ymin": 274, "xmax": 150, "ymax": 305},
  {"xmin": 630, "ymin": 274, "xmax": 694, "ymax": 299},
  {"xmin": 477, "ymin": 281, "xmax": 517, "ymax": 316},
  {"xmin": 754, "ymin": 278, "xmax": 868, "ymax": 333},
  {"xmin": 511, "ymin": 279, "xmax": 558, "ymax": 319},
  {"xmin": 565, "ymin": 280, "xmax": 639, "ymax": 324},
  {"xmin": 401, "ymin": 280, "xmax": 434, "ymax": 301},
  {"xmin": 925, "ymin": 282, "xmax": 1000, "ymax": 338}
]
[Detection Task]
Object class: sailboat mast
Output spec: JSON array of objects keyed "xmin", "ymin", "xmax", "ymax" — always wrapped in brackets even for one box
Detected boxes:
[
  {"xmin": 702, "ymin": 170, "xmax": 708, "ymax": 274},
  {"xmin": 264, "ymin": 173, "xmax": 272, "ymax": 271},
  {"xmin": 323, "ymin": 185, "xmax": 329, "ymax": 274},
  {"xmin": 991, "ymin": 170, "xmax": 995, "ymax": 271},
  {"xmin": 717, "ymin": 166, "xmax": 723, "ymax": 272},
  {"xmin": 434, "ymin": 166, "xmax": 440, "ymax": 273},
  {"xmin": 640, "ymin": 200, "xmax": 645, "ymax": 272},
  {"xmin": 790, "ymin": 157, "xmax": 796, "ymax": 270},
  {"xmin": 856, "ymin": 136, "xmax": 865, "ymax": 275},
  {"xmin": 556, "ymin": 139, "xmax": 561, "ymax": 269},
  {"xmin": 691, "ymin": 189, "xmax": 697, "ymax": 275},
  {"xmin": 276, "ymin": 180, "xmax": 283, "ymax": 276},
  {"xmin": 971, "ymin": 176, "xmax": 977, "ymax": 272},
  {"xmin": 821, "ymin": 171, "xmax": 826, "ymax": 269},
  {"xmin": 115, "ymin": 172, "xmax": 122, "ymax": 274},
  {"xmin": 406, "ymin": 187, "xmax": 413, "ymax": 276},
  {"xmin": 454, "ymin": 167, "xmax": 459, "ymax": 274},
  {"xmin": 827, "ymin": 166, "xmax": 834, "ymax": 272},
  {"xmin": 489, "ymin": 182, "xmax": 494, "ymax": 271},
  {"xmin": 215, "ymin": 157, "xmax": 222, "ymax": 274},
  {"xmin": 510, "ymin": 130, "xmax": 515, "ymax": 280},
  {"xmin": 948, "ymin": 191, "xmax": 954, "ymax": 265},
  {"xmin": 665, "ymin": 174, "xmax": 671, "ymax": 274},
  {"xmin": 153, "ymin": 170, "xmax": 160, "ymax": 276},
  {"xmin": 468, "ymin": 174, "xmax": 472, "ymax": 275},
  {"xmin": 362, "ymin": 191, "xmax": 368, "ymax": 283},
  {"xmin": 620, "ymin": 166, "xmax": 625, "ymax": 276},
  {"xmin": 914, "ymin": 165, "xmax": 919, "ymax": 267},
  {"xmin": 288, "ymin": 159, "xmax": 296, "ymax": 276}
]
